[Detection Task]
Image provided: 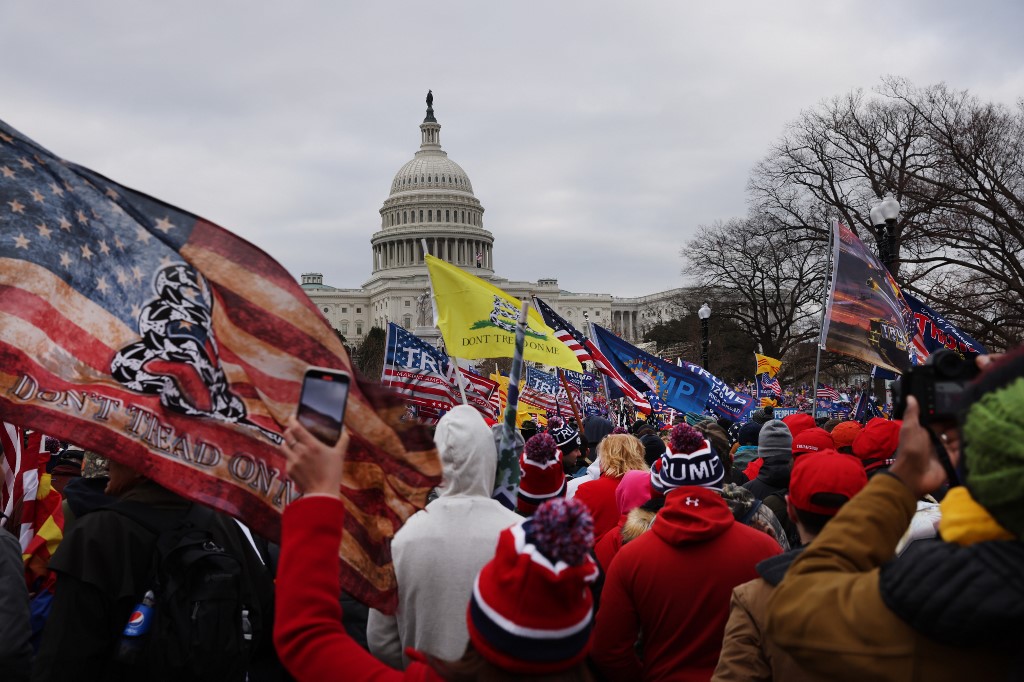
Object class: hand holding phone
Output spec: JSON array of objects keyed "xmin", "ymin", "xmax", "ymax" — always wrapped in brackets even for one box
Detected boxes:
[
  {"xmin": 283, "ymin": 416, "xmax": 350, "ymax": 496},
  {"xmin": 296, "ymin": 367, "xmax": 351, "ymax": 446}
]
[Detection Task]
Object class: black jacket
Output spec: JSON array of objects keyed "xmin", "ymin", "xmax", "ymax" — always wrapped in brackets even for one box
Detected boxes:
[
  {"xmin": 0, "ymin": 530, "xmax": 31, "ymax": 682},
  {"xmin": 880, "ymin": 537, "xmax": 1024, "ymax": 646},
  {"xmin": 742, "ymin": 455, "xmax": 791, "ymax": 501},
  {"xmin": 34, "ymin": 481, "xmax": 287, "ymax": 682}
]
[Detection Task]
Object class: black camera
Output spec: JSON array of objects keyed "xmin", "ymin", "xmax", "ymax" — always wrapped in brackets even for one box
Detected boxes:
[{"xmin": 892, "ymin": 349, "xmax": 981, "ymax": 423}]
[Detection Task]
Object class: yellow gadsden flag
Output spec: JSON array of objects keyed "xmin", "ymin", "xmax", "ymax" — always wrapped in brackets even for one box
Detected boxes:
[
  {"xmin": 427, "ymin": 254, "xmax": 582, "ymax": 370},
  {"xmin": 754, "ymin": 353, "xmax": 782, "ymax": 377}
]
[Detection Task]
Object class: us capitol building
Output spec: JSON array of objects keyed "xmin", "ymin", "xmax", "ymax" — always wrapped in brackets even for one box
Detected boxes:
[{"xmin": 300, "ymin": 93, "xmax": 686, "ymax": 347}]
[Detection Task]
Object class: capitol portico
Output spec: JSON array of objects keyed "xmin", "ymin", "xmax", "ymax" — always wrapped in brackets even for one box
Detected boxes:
[{"xmin": 301, "ymin": 93, "xmax": 687, "ymax": 348}]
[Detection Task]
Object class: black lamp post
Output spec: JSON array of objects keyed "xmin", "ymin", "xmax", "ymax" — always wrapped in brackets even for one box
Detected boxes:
[
  {"xmin": 698, "ymin": 302, "xmax": 711, "ymax": 370},
  {"xmin": 869, "ymin": 193, "xmax": 901, "ymax": 275},
  {"xmin": 868, "ymin": 193, "xmax": 902, "ymax": 407}
]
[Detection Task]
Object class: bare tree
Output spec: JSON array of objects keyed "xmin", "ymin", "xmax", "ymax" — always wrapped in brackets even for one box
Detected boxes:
[
  {"xmin": 681, "ymin": 214, "xmax": 824, "ymax": 361},
  {"xmin": 749, "ymin": 79, "xmax": 1024, "ymax": 350}
]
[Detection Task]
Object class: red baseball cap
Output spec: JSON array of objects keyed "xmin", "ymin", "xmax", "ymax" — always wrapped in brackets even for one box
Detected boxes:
[
  {"xmin": 789, "ymin": 450, "xmax": 868, "ymax": 515},
  {"xmin": 782, "ymin": 413, "xmax": 816, "ymax": 438},
  {"xmin": 852, "ymin": 417, "xmax": 902, "ymax": 472},
  {"xmin": 792, "ymin": 427, "xmax": 835, "ymax": 457}
]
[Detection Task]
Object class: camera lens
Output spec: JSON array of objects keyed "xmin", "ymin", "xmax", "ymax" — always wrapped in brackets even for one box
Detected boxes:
[{"xmin": 927, "ymin": 349, "xmax": 962, "ymax": 377}]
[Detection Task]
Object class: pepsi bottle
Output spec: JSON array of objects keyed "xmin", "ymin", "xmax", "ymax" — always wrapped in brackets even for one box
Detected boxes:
[{"xmin": 117, "ymin": 589, "xmax": 156, "ymax": 664}]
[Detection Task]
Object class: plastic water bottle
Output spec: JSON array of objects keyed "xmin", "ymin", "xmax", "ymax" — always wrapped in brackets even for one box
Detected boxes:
[
  {"xmin": 117, "ymin": 590, "xmax": 156, "ymax": 664},
  {"xmin": 241, "ymin": 606, "xmax": 253, "ymax": 642}
]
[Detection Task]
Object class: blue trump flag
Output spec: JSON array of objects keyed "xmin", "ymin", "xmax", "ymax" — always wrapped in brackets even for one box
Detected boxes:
[
  {"xmin": 589, "ymin": 324, "xmax": 712, "ymax": 414},
  {"xmin": 904, "ymin": 293, "xmax": 986, "ymax": 361},
  {"xmin": 680, "ymin": 361, "xmax": 756, "ymax": 421}
]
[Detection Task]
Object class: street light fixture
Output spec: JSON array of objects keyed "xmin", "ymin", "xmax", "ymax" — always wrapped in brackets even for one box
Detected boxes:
[
  {"xmin": 870, "ymin": 193, "xmax": 901, "ymax": 274},
  {"xmin": 697, "ymin": 303, "xmax": 711, "ymax": 370},
  {"xmin": 869, "ymin": 192, "xmax": 902, "ymax": 409}
]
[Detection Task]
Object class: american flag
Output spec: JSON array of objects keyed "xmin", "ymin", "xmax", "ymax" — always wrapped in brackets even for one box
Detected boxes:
[
  {"xmin": 1, "ymin": 423, "xmax": 32, "ymax": 540},
  {"xmin": 760, "ymin": 374, "xmax": 782, "ymax": 396},
  {"xmin": 817, "ymin": 383, "xmax": 841, "ymax": 402},
  {"xmin": 489, "ymin": 372, "xmax": 507, "ymax": 415},
  {"xmin": 522, "ymin": 366, "xmax": 581, "ymax": 415},
  {"xmin": 454, "ymin": 366, "xmax": 499, "ymax": 420},
  {"xmin": 533, "ymin": 296, "xmax": 651, "ymax": 414},
  {"xmin": 383, "ymin": 323, "xmax": 458, "ymax": 412},
  {"xmin": 1, "ymin": 425, "xmax": 64, "ymax": 588},
  {"xmin": 0, "ymin": 119, "xmax": 440, "ymax": 613}
]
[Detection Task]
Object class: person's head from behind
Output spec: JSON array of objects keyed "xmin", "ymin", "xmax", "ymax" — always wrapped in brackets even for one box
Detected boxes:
[
  {"xmin": 786, "ymin": 450, "xmax": 867, "ymax": 541},
  {"xmin": 639, "ymin": 433, "xmax": 666, "ymax": 468},
  {"xmin": 442, "ymin": 498, "xmax": 598, "ymax": 680},
  {"xmin": 105, "ymin": 459, "xmax": 146, "ymax": 497},
  {"xmin": 830, "ymin": 421, "xmax": 863, "ymax": 454},
  {"xmin": 518, "ymin": 434, "xmax": 566, "ymax": 516},
  {"xmin": 434, "ymin": 405, "xmax": 499, "ymax": 498},
  {"xmin": 598, "ymin": 434, "xmax": 648, "ymax": 478},
  {"xmin": 852, "ymin": 418, "xmax": 901, "ymax": 476},
  {"xmin": 959, "ymin": 348, "xmax": 1024, "ymax": 539},
  {"xmin": 548, "ymin": 418, "xmax": 582, "ymax": 473},
  {"xmin": 649, "ymin": 423, "xmax": 724, "ymax": 494},
  {"xmin": 520, "ymin": 420, "xmax": 538, "ymax": 442}
]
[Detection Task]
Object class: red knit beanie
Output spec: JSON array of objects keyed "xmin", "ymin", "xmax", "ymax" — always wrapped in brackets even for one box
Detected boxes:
[
  {"xmin": 517, "ymin": 433, "xmax": 566, "ymax": 515},
  {"xmin": 468, "ymin": 499, "xmax": 599, "ymax": 674},
  {"xmin": 852, "ymin": 417, "xmax": 902, "ymax": 473}
]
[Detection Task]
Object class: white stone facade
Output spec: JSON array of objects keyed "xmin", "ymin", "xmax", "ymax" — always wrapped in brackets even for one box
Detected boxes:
[{"xmin": 302, "ymin": 96, "xmax": 687, "ymax": 345}]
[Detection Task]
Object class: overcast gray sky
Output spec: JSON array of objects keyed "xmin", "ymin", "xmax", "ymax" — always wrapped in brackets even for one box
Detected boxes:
[{"xmin": 4, "ymin": 1, "xmax": 1022, "ymax": 297}]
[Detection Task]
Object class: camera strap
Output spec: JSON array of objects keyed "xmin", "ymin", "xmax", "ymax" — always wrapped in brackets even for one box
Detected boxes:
[{"xmin": 927, "ymin": 427, "xmax": 961, "ymax": 488}]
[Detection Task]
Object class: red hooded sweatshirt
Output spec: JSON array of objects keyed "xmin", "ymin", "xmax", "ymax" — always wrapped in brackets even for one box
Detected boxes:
[{"xmin": 591, "ymin": 486, "xmax": 780, "ymax": 682}]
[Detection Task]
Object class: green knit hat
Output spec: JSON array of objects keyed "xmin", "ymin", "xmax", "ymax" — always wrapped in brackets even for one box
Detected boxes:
[{"xmin": 963, "ymin": 361, "xmax": 1024, "ymax": 539}]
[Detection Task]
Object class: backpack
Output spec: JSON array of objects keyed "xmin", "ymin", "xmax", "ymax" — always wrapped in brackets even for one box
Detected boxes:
[{"xmin": 106, "ymin": 501, "xmax": 255, "ymax": 682}]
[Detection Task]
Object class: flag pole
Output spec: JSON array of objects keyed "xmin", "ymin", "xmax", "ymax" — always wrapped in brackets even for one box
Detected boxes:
[
  {"xmin": 494, "ymin": 299, "xmax": 530, "ymax": 510},
  {"xmin": 558, "ymin": 370, "xmax": 584, "ymax": 432},
  {"xmin": 450, "ymin": 355, "xmax": 469, "ymax": 405},
  {"xmin": 812, "ymin": 223, "xmax": 835, "ymax": 412},
  {"xmin": 421, "ymin": 238, "xmax": 468, "ymax": 405}
]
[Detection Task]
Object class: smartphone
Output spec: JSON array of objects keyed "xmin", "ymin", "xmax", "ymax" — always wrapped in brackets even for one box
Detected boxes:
[{"xmin": 296, "ymin": 367, "xmax": 351, "ymax": 446}]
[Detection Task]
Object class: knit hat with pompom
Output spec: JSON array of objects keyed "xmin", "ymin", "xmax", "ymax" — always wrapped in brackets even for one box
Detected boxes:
[
  {"xmin": 517, "ymin": 433, "xmax": 566, "ymax": 515},
  {"xmin": 650, "ymin": 423, "xmax": 724, "ymax": 493},
  {"xmin": 468, "ymin": 498, "xmax": 599, "ymax": 674}
]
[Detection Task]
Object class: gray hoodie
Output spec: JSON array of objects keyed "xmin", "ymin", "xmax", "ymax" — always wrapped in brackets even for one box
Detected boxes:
[{"xmin": 367, "ymin": 406, "xmax": 521, "ymax": 668}]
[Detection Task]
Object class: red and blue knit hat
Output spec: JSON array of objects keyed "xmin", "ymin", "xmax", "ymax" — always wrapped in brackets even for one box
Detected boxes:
[
  {"xmin": 468, "ymin": 498, "xmax": 599, "ymax": 674},
  {"xmin": 650, "ymin": 423, "xmax": 724, "ymax": 493},
  {"xmin": 517, "ymin": 433, "xmax": 566, "ymax": 515}
]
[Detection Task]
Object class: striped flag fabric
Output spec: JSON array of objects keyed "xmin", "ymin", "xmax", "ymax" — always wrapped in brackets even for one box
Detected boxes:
[
  {"xmin": 21, "ymin": 438, "xmax": 64, "ymax": 587},
  {"xmin": 489, "ymin": 372, "xmax": 507, "ymax": 415},
  {"xmin": 0, "ymin": 119, "xmax": 440, "ymax": 613},
  {"xmin": 383, "ymin": 323, "xmax": 458, "ymax": 413},
  {"xmin": 454, "ymin": 366, "xmax": 499, "ymax": 420},
  {"xmin": 755, "ymin": 353, "xmax": 782, "ymax": 377},
  {"xmin": 817, "ymin": 383, "xmax": 842, "ymax": 402},
  {"xmin": 533, "ymin": 296, "xmax": 651, "ymax": 414},
  {"xmin": 1, "ymin": 422, "xmax": 32, "ymax": 539},
  {"xmin": 761, "ymin": 376, "xmax": 782, "ymax": 396}
]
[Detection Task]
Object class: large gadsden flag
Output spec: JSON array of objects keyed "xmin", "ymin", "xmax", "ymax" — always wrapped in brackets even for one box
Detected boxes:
[
  {"xmin": 425, "ymin": 254, "xmax": 582, "ymax": 370},
  {"xmin": 0, "ymin": 118, "xmax": 440, "ymax": 613}
]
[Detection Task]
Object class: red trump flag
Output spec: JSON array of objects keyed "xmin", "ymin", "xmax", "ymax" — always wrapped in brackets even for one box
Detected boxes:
[{"xmin": 0, "ymin": 119, "xmax": 440, "ymax": 612}]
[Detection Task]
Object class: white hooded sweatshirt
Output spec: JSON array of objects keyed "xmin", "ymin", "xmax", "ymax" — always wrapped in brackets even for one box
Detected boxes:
[{"xmin": 366, "ymin": 405, "xmax": 521, "ymax": 668}]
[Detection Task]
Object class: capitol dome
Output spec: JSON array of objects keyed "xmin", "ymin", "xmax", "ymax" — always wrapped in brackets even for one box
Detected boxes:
[
  {"xmin": 371, "ymin": 92, "xmax": 494, "ymax": 277},
  {"xmin": 389, "ymin": 153, "xmax": 474, "ymax": 196}
]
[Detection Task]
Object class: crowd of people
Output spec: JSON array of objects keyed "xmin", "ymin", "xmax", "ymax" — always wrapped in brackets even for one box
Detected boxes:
[{"xmin": 3, "ymin": 350, "xmax": 1023, "ymax": 680}]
